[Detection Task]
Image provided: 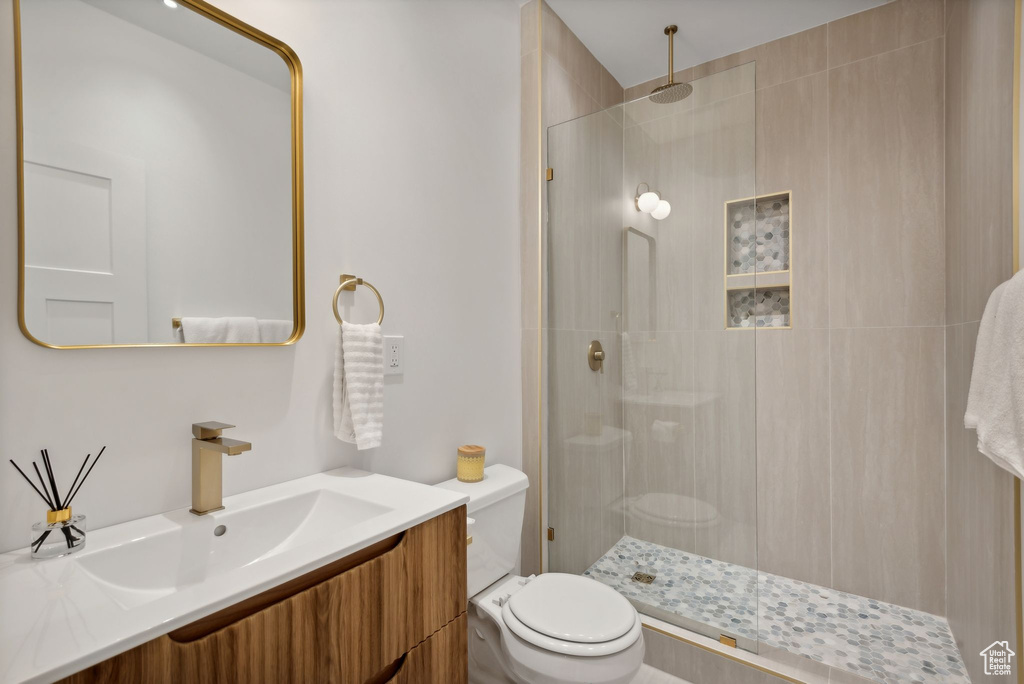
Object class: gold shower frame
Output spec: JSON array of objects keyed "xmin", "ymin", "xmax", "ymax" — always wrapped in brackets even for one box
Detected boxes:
[{"xmin": 12, "ymin": 0, "xmax": 305, "ymax": 348}]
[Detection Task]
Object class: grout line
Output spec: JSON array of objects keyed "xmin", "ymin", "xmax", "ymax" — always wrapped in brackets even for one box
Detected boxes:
[
  {"xmin": 541, "ymin": 324, "xmax": 949, "ymax": 333},
  {"xmin": 941, "ymin": 14, "xmax": 949, "ymax": 618},
  {"xmin": 826, "ymin": 22, "xmax": 834, "ymax": 593},
  {"xmin": 625, "ymin": 31, "xmax": 943, "ymax": 104},
  {"xmin": 689, "ymin": 103, "xmax": 698, "ymax": 556},
  {"xmin": 625, "ymin": 69, "xmax": 814, "ymax": 100},
  {"xmin": 543, "ymin": 43, "xmax": 603, "ymax": 114},
  {"xmin": 827, "ymin": 33, "xmax": 946, "ymax": 72}
]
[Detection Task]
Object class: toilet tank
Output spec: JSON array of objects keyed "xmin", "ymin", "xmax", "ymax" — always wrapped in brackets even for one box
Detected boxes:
[{"xmin": 436, "ymin": 464, "xmax": 529, "ymax": 597}]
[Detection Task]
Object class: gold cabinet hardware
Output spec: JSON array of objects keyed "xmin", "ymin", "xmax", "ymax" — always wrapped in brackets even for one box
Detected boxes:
[
  {"xmin": 588, "ymin": 340, "xmax": 605, "ymax": 373},
  {"xmin": 547, "ymin": 526, "xmax": 555, "ymax": 541},
  {"xmin": 719, "ymin": 635, "xmax": 737, "ymax": 648},
  {"xmin": 466, "ymin": 535, "xmax": 473, "ymax": 546},
  {"xmin": 546, "ymin": 168, "xmax": 553, "ymax": 181}
]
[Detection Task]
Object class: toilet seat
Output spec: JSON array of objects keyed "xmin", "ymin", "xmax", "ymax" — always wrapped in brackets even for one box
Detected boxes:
[
  {"xmin": 499, "ymin": 574, "xmax": 642, "ymax": 657},
  {"xmin": 470, "ymin": 574, "xmax": 646, "ymax": 684}
]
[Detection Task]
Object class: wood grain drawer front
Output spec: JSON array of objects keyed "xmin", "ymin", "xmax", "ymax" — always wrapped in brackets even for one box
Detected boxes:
[
  {"xmin": 386, "ymin": 613, "xmax": 467, "ymax": 684},
  {"xmin": 60, "ymin": 506, "xmax": 467, "ymax": 684}
]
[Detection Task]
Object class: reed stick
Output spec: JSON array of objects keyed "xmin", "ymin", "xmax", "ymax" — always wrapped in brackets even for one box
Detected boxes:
[{"xmin": 31, "ymin": 462, "xmax": 54, "ymax": 510}]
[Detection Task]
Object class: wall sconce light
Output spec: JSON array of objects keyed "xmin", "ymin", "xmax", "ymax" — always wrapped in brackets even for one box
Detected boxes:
[{"xmin": 634, "ymin": 182, "xmax": 671, "ymax": 220}]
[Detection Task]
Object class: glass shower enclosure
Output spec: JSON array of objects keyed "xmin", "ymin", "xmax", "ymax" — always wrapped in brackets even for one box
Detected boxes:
[{"xmin": 544, "ymin": 62, "xmax": 772, "ymax": 651}]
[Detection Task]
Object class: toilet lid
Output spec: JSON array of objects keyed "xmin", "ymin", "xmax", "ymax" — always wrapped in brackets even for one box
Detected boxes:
[{"xmin": 506, "ymin": 573, "xmax": 636, "ymax": 643}]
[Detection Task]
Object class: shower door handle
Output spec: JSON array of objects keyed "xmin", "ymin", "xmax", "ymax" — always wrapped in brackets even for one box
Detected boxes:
[{"xmin": 588, "ymin": 340, "xmax": 605, "ymax": 373}]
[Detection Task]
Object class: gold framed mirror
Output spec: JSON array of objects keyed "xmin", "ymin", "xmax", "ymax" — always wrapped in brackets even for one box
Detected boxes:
[{"xmin": 13, "ymin": 0, "xmax": 304, "ymax": 348}]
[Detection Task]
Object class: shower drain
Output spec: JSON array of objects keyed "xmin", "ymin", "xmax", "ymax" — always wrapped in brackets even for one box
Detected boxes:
[{"xmin": 631, "ymin": 571, "xmax": 656, "ymax": 584}]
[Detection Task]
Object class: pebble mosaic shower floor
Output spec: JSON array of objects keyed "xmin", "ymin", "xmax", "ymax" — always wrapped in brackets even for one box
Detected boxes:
[{"xmin": 584, "ymin": 536, "xmax": 968, "ymax": 684}]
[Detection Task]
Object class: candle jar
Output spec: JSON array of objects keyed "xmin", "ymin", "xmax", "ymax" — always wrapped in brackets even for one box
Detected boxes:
[
  {"xmin": 30, "ymin": 508, "xmax": 86, "ymax": 560},
  {"xmin": 457, "ymin": 445, "xmax": 486, "ymax": 483}
]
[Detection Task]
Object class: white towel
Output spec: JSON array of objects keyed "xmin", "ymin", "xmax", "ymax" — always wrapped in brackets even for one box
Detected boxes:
[
  {"xmin": 181, "ymin": 317, "xmax": 260, "ymax": 343},
  {"xmin": 965, "ymin": 271, "xmax": 1024, "ymax": 479},
  {"xmin": 333, "ymin": 322, "xmax": 384, "ymax": 450},
  {"xmin": 258, "ymin": 319, "xmax": 293, "ymax": 343}
]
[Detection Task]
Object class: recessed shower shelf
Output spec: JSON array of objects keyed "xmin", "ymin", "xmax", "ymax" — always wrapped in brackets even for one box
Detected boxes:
[
  {"xmin": 727, "ymin": 286, "xmax": 791, "ymax": 329},
  {"xmin": 724, "ymin": 191, "xmax": 792, "ymax": 330}
]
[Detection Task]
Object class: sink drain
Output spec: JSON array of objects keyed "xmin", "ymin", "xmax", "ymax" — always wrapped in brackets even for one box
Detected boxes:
[{"xmin": 213, "ymin": 525, "xmax": 227, "ymax": 537}]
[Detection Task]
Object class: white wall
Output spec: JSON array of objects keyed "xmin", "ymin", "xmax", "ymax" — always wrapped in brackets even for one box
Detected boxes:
[
  {"xmin": 21, "ymin": 0, "xmax": 293, "ymax": 343},
  {"xmin": 0, "ymin": 0, "xmax": 522, "ymax": 553}
]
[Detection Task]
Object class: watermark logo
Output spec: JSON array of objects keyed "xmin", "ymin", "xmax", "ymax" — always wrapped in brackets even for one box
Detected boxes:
[{"xmin": 981, "ymin": 640, "xmax": 1016, "ymax": 676}]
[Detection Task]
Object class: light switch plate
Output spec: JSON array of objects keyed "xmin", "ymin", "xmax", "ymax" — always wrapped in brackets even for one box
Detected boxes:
[{"xmin": 384, "ymin": 335, "xmax": 403, "ymax": 375}]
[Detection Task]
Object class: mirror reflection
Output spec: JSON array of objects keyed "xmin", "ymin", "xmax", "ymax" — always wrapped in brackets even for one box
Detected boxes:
[{"xmin": 17, "ymin": 0, "xmax": 300, "ymax": 346}]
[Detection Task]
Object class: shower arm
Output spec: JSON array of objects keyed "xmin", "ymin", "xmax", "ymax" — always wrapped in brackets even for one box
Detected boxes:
[{"xmin": 665, "ymin": 25, "xmax": 678, "ymax": 86}]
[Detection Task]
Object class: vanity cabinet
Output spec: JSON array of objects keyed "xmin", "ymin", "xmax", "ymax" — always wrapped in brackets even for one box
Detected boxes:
[{"xmin": 60, "ymin": 506, "xmax": 467, "ymax": 684}]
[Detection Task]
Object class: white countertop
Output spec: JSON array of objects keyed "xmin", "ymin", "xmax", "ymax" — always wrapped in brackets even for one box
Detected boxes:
[{"xmin": 0, "ymin": 468, "xmax": 469, "ymax": 684}]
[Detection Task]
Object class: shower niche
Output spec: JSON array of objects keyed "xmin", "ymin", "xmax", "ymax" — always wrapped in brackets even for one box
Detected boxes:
[{"xmin": 725, "ymin": 191, "xmax": 792, "ymax": 329}]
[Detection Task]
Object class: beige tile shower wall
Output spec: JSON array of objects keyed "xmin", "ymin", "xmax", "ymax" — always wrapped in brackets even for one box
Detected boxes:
[
  {"xmin": 624, "ymin": 0, "xmax": 947, "ymax": 613},
  {"xmin": 944, "ymin": 0, "xmax": 1017, "ymax": 680},
  {"xmin": 519, "ymin": 0, "xmax": 624, "ymax": 576}
]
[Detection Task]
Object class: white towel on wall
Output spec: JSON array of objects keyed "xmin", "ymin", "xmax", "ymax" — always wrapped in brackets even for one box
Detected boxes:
[
  {"xmin": 181, "ymin": 317, "xmax": 260, "ymax": 343},
  {"xmin": 965, "ymin": 271, "xmax": 1024, "ymax": 479},
  {"xmin": 333, "ymin": 322, "xmax": 384, "ymax": 450},
  {"xmin": 258, "ymin": 319, "xmax": 293, "ymax": 343}
]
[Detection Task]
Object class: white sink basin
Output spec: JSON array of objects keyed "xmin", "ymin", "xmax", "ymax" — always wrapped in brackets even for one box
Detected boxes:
[
  {"xmin": 0, "ymin": 467, "xmax": 469, "ymax": 684},
  {"xmin": 76, "ymin": 489, "xmax": 391, "ymax": 607}
]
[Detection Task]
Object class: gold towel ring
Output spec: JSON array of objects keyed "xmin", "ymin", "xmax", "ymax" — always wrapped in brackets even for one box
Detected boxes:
[{"xmin": 333, "ymin": 276, "xmax": 384, "ymax": 325}]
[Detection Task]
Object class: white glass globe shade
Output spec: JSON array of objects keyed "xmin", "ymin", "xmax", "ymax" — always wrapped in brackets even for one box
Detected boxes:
[
  {"xmin": 651, "ymin": 199, "xmax": 671, "ymax": 220},
  {"xmin": 637, "ymin": 191, "xmax": 660, "ymax": 213}
]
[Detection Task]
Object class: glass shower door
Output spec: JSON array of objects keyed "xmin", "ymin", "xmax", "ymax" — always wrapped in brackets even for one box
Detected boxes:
[{"xmin": 544, "ymin": 61, "xmax": 759, "ymax": 651}]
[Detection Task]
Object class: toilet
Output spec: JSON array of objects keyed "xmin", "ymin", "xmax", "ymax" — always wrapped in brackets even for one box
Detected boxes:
[{"xmin": 437, "ymin": 465, "xmax": 645, "ymax": 684}]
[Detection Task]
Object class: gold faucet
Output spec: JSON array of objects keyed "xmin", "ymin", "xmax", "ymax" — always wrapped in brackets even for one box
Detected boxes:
[{"xmin": 189, "ymin": 422, "xmax": 252, "ymax": 515}]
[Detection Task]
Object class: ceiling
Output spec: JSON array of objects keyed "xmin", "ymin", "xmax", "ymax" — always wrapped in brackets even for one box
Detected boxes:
[
  {"xmin": 82, "ymin": 0, "xmax": 290, "ymax": 92},
  {"xmin": 545, "ymin": 0, "xmax": 890, "ymax": 88}
]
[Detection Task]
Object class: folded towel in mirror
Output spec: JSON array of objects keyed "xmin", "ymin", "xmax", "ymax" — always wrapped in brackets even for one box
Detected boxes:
[
  {"xmin": 180, "ymin": 317, "xmax": 260, "ymax": 343},
  {"xmin": 257, "ymin": 319, "xmax": 293, "ymax": 343}
]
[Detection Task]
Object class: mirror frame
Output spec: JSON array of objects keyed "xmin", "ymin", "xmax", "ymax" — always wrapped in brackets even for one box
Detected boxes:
[{"xmin": 12, "ymin": 0, "xmax": 305, "ymax": 348}]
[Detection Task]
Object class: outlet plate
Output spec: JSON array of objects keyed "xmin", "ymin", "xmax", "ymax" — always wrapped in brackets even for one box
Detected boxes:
[{"xmin": 384, "ymin": 335, "xmax": 403, "ymax": 375}]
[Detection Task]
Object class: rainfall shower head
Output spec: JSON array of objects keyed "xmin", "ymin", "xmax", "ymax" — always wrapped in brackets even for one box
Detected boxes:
[
  {"xmin": 650, "ymin": 25, "xmax": 692, "ymax": 104},
  {"xmin": 650, "ymin": 81, "xmax": 693, "ymax": 104}
]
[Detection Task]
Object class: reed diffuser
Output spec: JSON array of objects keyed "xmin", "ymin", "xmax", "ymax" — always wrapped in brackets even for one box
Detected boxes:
[{"xmin": 9, "ymin": 446, "xmax": 105, "ymax": 559}]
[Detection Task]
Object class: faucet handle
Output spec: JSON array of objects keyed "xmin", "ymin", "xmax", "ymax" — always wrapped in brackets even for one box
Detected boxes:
[{"xmin": 192, "ymin": 421, "xmax": 236, "ymax": 440}]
